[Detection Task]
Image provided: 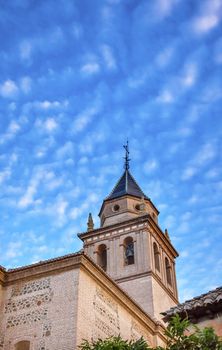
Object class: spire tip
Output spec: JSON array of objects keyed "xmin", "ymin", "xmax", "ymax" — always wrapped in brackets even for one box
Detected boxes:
[{"xmin": 123, "ymin": 140, "xmax": 131, "ymax": 171}]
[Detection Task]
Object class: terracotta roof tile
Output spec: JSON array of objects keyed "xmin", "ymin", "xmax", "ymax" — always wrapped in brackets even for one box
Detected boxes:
[{"xmin": 162, "ymin": 286, "xmax": 222, "ymax": 321}]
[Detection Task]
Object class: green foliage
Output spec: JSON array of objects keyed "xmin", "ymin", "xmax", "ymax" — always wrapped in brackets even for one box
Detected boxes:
[
  {"xmin": 79, "ymin": 314, "xmax": 222, "ymax": 350},
  {"xmin": 79, "ymin": 336, "xmax": 149, "ymax": 350}
]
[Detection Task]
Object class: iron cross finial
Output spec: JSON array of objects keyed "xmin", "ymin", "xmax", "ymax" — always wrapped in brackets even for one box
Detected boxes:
[{"xmin": 123, "ymin": 140, "xmax": 131, "ymax": 170}]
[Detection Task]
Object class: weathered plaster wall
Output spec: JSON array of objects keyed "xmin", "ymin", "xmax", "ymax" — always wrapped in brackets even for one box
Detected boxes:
[{"xmin": 190, "ymin": 313, "xmax": 222, "ymax": 337}]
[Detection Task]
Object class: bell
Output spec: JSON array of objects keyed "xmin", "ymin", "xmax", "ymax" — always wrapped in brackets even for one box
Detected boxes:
[{"xmin": 125, "ymin": 243, "xmax": 134, "ymax": 257}]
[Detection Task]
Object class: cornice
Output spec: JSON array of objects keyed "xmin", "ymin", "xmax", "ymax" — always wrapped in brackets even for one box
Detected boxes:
[
  {"xmin": 3, "ymin": 252, "xmax": 83, "ymax": 285},
  {"xmin": 79, "ymin": 214, "xmax": 178, "ymax": 259},
  {"xmin": 0, "ymin": 267, "xmax": 5, "ymax": 285},
  {"xmin": 98, "ymin": 194, "xmax": 159, "ymax": 217},
  {"xmin": 148, "ymin": 217, "xmax": 179, "ymax": 258},
  {"xmin": 78, "ymin": 214, "xmax": 150, "ymax": 239}
]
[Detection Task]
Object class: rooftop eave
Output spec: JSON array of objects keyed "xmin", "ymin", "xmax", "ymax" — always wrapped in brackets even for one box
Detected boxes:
[
  {"xmin": 78, "ymin": 214, "xmax": 178, "ymax": 258},
  {"xmin": 162, "ymin": 287, "xmax": 222, "ymax": 322}
]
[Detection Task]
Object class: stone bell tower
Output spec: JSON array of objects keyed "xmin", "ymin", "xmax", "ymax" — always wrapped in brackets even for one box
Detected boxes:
[{"xmin": 79, "ymin": 143, "xmax": 179, "ymax": 321}]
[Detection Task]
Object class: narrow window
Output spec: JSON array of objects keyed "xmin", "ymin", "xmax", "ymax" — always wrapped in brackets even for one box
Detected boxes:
[
  {"xmin": 165, "ymin": 257, "xmax": 172, "ymax": 286},
  {"xmin": 97, "ymin": 244, "xmax": 107, "ymax": 271},
  {"xmin": 124, "ymin": 237, "xmax": 134, "ymax": 265},
  {"xmin": 15, "ymin": 341, "xmax": 30, "ymax": 350},
  {"xmin": 153, "ymin": 242, "xmax": 160, "ymax": 272}
]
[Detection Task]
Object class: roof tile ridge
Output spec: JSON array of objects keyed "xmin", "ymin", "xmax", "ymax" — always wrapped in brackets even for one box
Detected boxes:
[
  {"xmin": 162, "ymin": 285, "xmax": 222, "ymax": 316},
  {"xmin": 7, "ymin": 250, "xmax": 83, "ymax": 272}
]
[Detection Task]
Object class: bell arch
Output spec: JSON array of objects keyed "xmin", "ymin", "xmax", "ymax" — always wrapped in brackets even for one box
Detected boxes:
[
  {"xmin": 124, "ymin": 236, "xmax": 134, "ymax": 265},
  {"xmin": 153, "ymin": 242, "xmax": 160, "ymax": 272},
  {"xmin": 165, "ymin": 257, "xmax": 172, "ymax": 286},
  {"xmin": 97, "ymin": 244, "xmax": 107, "ymax": 271}
]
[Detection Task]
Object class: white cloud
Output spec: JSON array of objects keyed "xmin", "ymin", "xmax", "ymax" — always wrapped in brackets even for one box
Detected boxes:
[
  {"xmin": 56, "ymin": 141, "xmax": 74, "ymax": 159},
  {"xmin": 181, "ymin": 166, "xmax": 197, "ymax": 180},
  {"xmin": 163, "ymin": 215, "xmax": 176, "ymax": 229},
  {"xmin": 205, "ymin": 168, "xmax": 220, "ymax": 179},
  {"xmin": 36, "ymin": 118, "xmax": 58, "ymax": 133},
  {"xmin": 153, "ymin": 0, "xmax": 178, "ymax": 19},
  {"xmin": 182, "ymin": 143, "xmax": 217, "ymax": 180},
  {"xmin": 181, "ymin": 64, "xmax": 197, "ymax": 87},
  {"xmin": 0, "ymin": 120, "xmax": 21, "ymax": 144},
  {"xmin": 188, "ymin": 194, "xmax": 199, "ymax": 204},
  {"xmin": 18, "ymin": 170, "xmax": 45, "ymax": 208},
  {"xmin": 0, "ymin": 80, "xmax": 18, "ymax": 98},
  {"xmin": 69, "ymin": 207, "xmax": 81, "ymax": 220},
  {"xmin": 177, "ymin": 221, "xmax": 190, "ymax": 234},
  {"xmin": 73, "ymin": 106, "xmax": 99, "ymax": 133},
  {"xmin": 157, "ymin": 90, "xmax": 174, "ymax": 103},
  {"xmin": 180, "ymin": 250, "xmax": 189, "ymax": 258},
  {"xmin": 192, "ymin": 0, "xmax": 222, "ymax": 34},
  {"xmin": 23, "ymin": 100, "xmax": 68, "ymax": 113},
  {"xmin": 37, "ymin": 100, "xmax": 64, "ymax": 110},
  {"xmin": 128, "ymin": 72, "xmax": 148, "ymax": 89},
  {"xmin": 55, "ymin": 198, "xmax": 68, "ymax": 224},
  {"xmin": 45, "ymin": 176, "xmax": 64, "ymax": 191},
  {"xmin": 5, "ymin": 241, "xmax": 23, "ymax": 259},
  {"xmin": 44, "ymin": 118, "xmax": 58, "ymax": 132},
  {"xmin": 18, "ymin": 184, "xmax": 38, "ymax": 208},
  {"xmin": 101, "ymin": 44, "xmax": 116, "ymax": 70},
  {"xmin": 8, "ymin": 102, "xmax": 17, "ymax": 111},
  {"xmin": 72, "ymin": 24, "xmax": 83, "ymax": 39},
  {"xmin": 0, "ymin": 168, "xmax": 11, "ymax": 184},
  {"xmin": 8, "ymin": 121, "xmax": 20, "ymax": 134},
  {"xmin": 194, "ymin": 143, "xmax": 216, "ymax": 166},
  {"xmin": 81, "ymin": 62, "xmax": 100, "ymax": 74},
  {"xmin": 19, "ymin": 40, "xmax": 32, "ymax": 60},
  {"xmin": 143, "ymin": 160, "xmax": 158, "ymax": 173},
  {"xmin": 156, "ymin": 46, "xmax": 174, "ymax": 67},
  {"xmin": 176, "ymin": 127, "xmax": 193, "ymax": 137},
  {"xmin": 20, "ymin": 76, "xmax": 32, "ymax": 94},
  {"xmin": 193, "ymin": 15, "xmax": 219, "ymax": 34}
]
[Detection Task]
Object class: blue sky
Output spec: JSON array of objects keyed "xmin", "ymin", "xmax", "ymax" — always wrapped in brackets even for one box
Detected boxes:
[{"xmin": 0, "ymin": 0, "xmax": 222, "ymax": 303}]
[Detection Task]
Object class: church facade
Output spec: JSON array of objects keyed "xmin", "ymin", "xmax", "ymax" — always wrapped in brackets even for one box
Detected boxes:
[{"xmin": 0, "ymin": 148, "xmax": 179, "ymax": 350}]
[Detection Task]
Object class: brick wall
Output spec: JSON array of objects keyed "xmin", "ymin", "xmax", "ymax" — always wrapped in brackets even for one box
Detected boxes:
[
  {"xmin": 1, "ymin": 269, "xmax": 79, "ymax": 350},
  {"xmin": 76, "ymin": 268, "xmax": 155, "ymax": 347}
]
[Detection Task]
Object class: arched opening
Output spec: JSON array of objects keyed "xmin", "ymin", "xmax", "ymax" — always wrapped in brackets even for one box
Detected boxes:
[
  {"xmin": 97, "ymin": 244, "xmax": 107, "ymax": 271},
  {"xmin": 124, "ymin": 237, "xmax": 134, "ymax": 265},
  {"xmin": 15, "ymin": 341, "xmax": 30, "ymax": 350},
  {"xmin": 165, "ymin": 257, "xmax": 172, "ymax": 286},
  {"xmin": 153, "ymin": 242, "xmax": 160, "ymax": 272}
]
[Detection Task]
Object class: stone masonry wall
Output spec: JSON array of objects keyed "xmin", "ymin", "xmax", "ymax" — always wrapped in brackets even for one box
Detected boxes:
[
  {"xmin": 76, "ymin": 268, "xmax": 154, "ymax": 348},
  {"xmin": 1, "ymin": 269, "xmax": 79, "ymax": 350}
]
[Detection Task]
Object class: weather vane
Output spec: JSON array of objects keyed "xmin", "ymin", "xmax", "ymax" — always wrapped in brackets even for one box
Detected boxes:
[{"xmin": 123, "ymin": 140, "xmax": 131, "ymax": 170}]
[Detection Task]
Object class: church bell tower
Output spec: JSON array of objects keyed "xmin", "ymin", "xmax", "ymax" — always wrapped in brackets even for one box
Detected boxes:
[{"xmin": 79, "ymin": 143, "xmax": 179, "ymax": 322}]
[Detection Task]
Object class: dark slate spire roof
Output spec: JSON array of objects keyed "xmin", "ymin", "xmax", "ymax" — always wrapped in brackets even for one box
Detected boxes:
[{"xmin": 107, "ymin": 170, "xmax": 149, "ymax": 200}]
